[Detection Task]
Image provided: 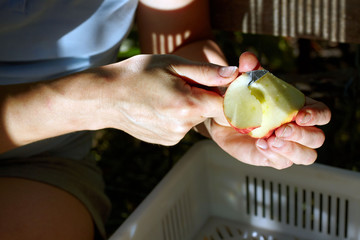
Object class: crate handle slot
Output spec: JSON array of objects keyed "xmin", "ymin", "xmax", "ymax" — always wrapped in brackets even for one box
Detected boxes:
[{"xmin": 245, "ymin": 175, "xmax": 350, "ymax": 238}]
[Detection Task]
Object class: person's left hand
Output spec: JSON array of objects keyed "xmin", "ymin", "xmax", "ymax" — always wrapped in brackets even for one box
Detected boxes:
[{"xmin": 206, "ymin": 52, "xmax": 331, "ymax": 169}]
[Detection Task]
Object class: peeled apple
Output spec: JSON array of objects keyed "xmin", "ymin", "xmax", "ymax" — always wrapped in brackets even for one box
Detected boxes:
[{"xmin": 223, "ymin": 70, "xmax": 305, "ymax": 138}]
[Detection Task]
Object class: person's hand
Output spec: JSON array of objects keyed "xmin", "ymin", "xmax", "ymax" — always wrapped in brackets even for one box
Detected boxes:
[
  {"xmin": 207, "ymin": 52, "xmax": 331, "ymax": 169},
  {"xmin": 98, "ymin": 54, "xmax": 238, "ymax": 146}
]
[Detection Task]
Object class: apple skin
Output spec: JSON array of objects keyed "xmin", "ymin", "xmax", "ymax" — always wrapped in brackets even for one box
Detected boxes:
[
  {"xmin": 223, "ymin": 70, "xmax": 305, "ymax": 138},
  {"xmin": 246, "ymin": 114, "xmax": 297, "ymax": 139},
  {"xmin": 229, "ymin": 123, "xmax": 258, "ymax": 135}
]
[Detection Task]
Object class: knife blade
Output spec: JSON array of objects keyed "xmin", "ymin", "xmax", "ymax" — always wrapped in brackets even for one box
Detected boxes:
[{"xmin": 247, "ymin": 69, "xmax": 269, "ymax": 87}]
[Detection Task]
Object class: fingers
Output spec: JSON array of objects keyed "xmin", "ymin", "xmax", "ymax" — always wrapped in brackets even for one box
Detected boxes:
[
  {"xmin": 210, "ymin": 120, "xmax": 318, "ymax": 170},
  {"xmin": 211, "ymin": 121, "xmax": 294, "ymax": 169},
  {"xmin": 256, "ymin": 136, "xmax": 317, "ymax": 169},
  {"xmin": 258, "ymin": 136, "xmax": 318, "ymax": 166},
  {"xmin": 192, "ymin": 51, "xmax": 263, "ymax": 125},
  {"xmin": 275, "ymin": 123, "xmax": 325, "ymax": 149},
  {"xmin": 255, "ymin": 121, "xmax": 325, "ymax": 168},
  {"xmin": 238, "ymin": 51, "xmax": 263, "ymax": 72},
  {"xmin": 268, "ymin": 136, "xmax": 317, "ymax": 165},
  {"xmin": 170, "ymin": 61, "xmax": 239, "ymax": 87},
  {"xmin": 296, "ymin": 97, "xmax": 331, "ymax": 126},
  {"xmin": 253, "ymin": 99, "xmax": 329, "ymax": 168},
  {"xmin": 255, "ymin": 141, "xmax": 295, "ymax": 169},
  {"xmin": 190, "ymin": 86, "xmax": 230, "ymax": 126}
]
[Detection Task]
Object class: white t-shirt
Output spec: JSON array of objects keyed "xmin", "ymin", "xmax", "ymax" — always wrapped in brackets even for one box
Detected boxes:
[{"xmin": 0, "ymin": 0, "xmax": 138, "ymax": 159}]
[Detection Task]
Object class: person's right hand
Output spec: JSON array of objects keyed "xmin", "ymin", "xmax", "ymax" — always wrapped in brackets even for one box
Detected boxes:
[{"xmin": 97, "ymin": 54, "xmax": 238, "ymax": 145}]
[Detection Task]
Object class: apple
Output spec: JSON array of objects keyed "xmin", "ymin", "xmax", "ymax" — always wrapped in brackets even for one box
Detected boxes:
[{"xmin": 223, "ymin": 70, "xmax": 305, "ymax": 138}]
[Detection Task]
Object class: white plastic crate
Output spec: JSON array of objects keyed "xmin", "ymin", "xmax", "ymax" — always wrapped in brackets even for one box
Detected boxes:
[{"xmin": 109, "ymin": 140, "xmax": 360, "ymax": 240}]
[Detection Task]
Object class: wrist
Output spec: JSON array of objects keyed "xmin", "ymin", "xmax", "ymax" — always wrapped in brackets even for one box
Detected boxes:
[
  {"xmin": 89, "ymin": 55, "xmax": 150, "ymax": 132},
  {"xmin": 49, "ymin": 67, "xmax": 116, "ymax": 132}
]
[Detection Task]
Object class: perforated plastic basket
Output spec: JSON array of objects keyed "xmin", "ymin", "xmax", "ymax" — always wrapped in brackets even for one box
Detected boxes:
[{"xmin": 109, "ymin": 140, "xmax": 360, "ymax": 240}]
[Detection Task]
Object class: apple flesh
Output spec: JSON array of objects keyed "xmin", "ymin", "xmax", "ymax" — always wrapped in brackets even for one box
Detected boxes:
[{"xmin": 223, "ymin": 70, "xmax": 305, "ymax": 138}]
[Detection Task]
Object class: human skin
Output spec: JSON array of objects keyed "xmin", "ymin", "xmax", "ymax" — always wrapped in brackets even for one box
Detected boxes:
[
  {"xmin": 0, "ymin": 1, "xmax": 240, "ymax": 239},
  {"xmin": 206, "ymin": 53, "xmax": 330, "ymax": 169},
  {"xmin": 0, "ymin": 54, "xmax": 238, "ymax": 153},
  {"xmin": 0, "ymin": 0, "xmax": 331, "ymax": 239},
  {"xmin": 0, "ymin": 0, "xmax": 331, "ymax": 170},
  {"xmin": 137, "ymin": 0, "xmax": 331, "ymax": 170}
]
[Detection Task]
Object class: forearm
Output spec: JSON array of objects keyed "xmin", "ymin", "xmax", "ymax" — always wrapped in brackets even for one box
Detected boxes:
[{"xmin": 0, "ymin": 68, "xmax": 111, "ymax": 153}]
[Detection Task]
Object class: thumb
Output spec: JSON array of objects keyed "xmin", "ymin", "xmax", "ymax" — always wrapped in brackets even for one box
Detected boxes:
[
  {"xmin": 239, "ymin": 51, "xmax": 263, "ymax": 72},
  {"xmin": 171, "ymin": 62, "xmax": 238, "ymax": 87},
  {"xmin": 191, "ymin": 86, "xmax": 230, "ymax": 126}
]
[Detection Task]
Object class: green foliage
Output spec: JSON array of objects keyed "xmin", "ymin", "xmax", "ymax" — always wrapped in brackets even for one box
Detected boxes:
[{"xmin": 117, "ymin": 27, "xmax": 140, "ymax": 61}]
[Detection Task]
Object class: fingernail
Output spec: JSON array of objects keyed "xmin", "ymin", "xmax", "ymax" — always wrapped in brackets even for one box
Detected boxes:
[
  {"xmin": 256, "ymin": 139, "xmax": 268, "ymax": 150},
  {"xmin": 219, "ymin": 66, "xmax": 238, "ymax": 78},
  {"xmin": 272, "ymin": 137, "xmax": 285, "ymax": 148},
  {"xmin": 301, "ymin": 111, "xmax": 312, "ymax": 124},
  {"xmin": 279, "ymin": 125, "xmax": 292, "ymax": 138}
]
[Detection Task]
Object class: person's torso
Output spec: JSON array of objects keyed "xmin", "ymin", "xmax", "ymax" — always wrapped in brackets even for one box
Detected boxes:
[
  {"xmin": 0, "ymin": 0, "xmax": 138, "ymax": 159},
  {"xmin": 0, "ymin": 0, "xmax": 138, "ymax": 84}
]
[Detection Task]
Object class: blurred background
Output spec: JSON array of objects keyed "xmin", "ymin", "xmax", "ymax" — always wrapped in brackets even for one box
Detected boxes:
[{"xmin": 91, "ymin": 27, "xmax": 360, "ymax": 235}]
